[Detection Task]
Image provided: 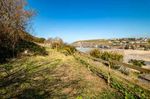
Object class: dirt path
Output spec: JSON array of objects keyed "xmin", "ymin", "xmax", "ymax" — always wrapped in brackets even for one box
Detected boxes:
[{"xmin": 52, "ymin": 63, "xmax": 109, "ymax": 98}]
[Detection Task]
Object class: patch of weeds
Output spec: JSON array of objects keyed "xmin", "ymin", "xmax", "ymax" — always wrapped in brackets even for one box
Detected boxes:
[
  {"xmin": 16, "ymin": 40, "xmax": 48, "ymax": 56},
  {"xmin": 0, "ymin": 64, "xmax": 13, "ymax": 75},
  {"xmin": 76, "ymin": 96, "xmax": 83, "ymax": 99},
  {"xmin": 110, "ymin": 78, "xmax": 147, "ymax": 99},
  {"xmin": 48, "ymin": 59, "xmax": 62, "ymax": 69},
  {"xmin": 61, "ymin": 44, "xmax": 77, "ymax": 56},
  {"xmin": 99, "ymin": 90, "xmax": 124, "ymax": 99},
  {"xmin": 17, "ymin": 88, "xmax": 49, "ymax": 99},
  {"xmin": 128, "ymin": 59, "xmax": 146, "ymax": 67},
  {"xmin": 3, "ymin": 64, "xmax": 13, "ymax": 71},
  {"xmin": 74, "ymin": 56, "xmax": 89, "ymax": 68},
  {"xmin": 125, "ymin": 92, "xmax": 136, "ymax": 99},
  {"xmin": 89, "ymin": 49, "xmax": 123, "ymax": 62}
]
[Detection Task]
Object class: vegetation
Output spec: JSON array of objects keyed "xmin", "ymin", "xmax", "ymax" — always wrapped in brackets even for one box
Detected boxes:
[
  {"xmin": 49, "ymin": 38, "xmax": 77, "ymax": 55},
  {"xmin": 89, "ymin": 49, "xmax": 126, "ymax": 74},
  {"xmin": 99, "ymin": 90, "xmax": 124, "ymax": 99},
  {"xmin": 0, "ymin": 46, "xmax": 150, "ymax": 98},
  {"xmin": 89, "ymin": 49, "xmax": 123, "ymax": 62},
  {"xmin": 148, "ymin": 39, "xmax": 150, "ymax": 44},
  {"xmin": 0, "ymin": 0, "xmax": 150, "ymax": 98},
  {"xmin": 74, "ymin": 54, "xmax": 150, "ymax": 98},
  {"xmin": 24, "ymin": 33, "xmax": 46, "ymax": 43},
  {"xmin": 118, "ymin": 66, "xmax": 130, "ymax": 75},
  {"xmin": 0, "ymin": 48, "xmax": 114, "ymax": 99},
  {"xmin": 0, "ymin": 0, "xmax": 46, "ymax": 63},
  {"xmin": 61, "ymin": 44, "xmax": 77, "ymax": 55},
  {"xmin": 16, "ymin": 40, "xmax": 47, "ymax": 55},
  {"xmin": 89, "ymin": 49, "xmax": 131, "ymax": 75},
  {"xmin": 128, "ymin": 59, "xmax": 146, "ymax": 67}
]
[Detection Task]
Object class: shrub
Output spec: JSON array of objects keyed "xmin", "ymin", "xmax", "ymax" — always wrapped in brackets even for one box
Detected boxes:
[
  {"xmin": 0, "ymin": 39, "xmax": 48, "ymax": 63},
  {"xmin": 16, "ymin": 40, "xmax": 48, "ymax": 56},
  {"xmin": 61, "ymin": 44, "xmax": 77, "ymax": 55},
  {"xmin": 90, "ymin": 49, "xmax": 123, "ymax": 62},
  {"xmin": 90, "ymin": 49, "xmax": 123, "ymax": 70},
  {"xmin": 50, "ymin": 38, "xmax": 64, "ymax": 49},
  {"xmin": 51, "ymin": 42, "xmax": 63, "ymax": 49},
  {"xmin": 128, "ymin": 59, "xmax": 146, "ymax": 67},
  {"xmin": 89, "ymin": 49, "xmax": 101, "ymax": 58},
  {"xmin": 49, "ymin": 38, "xmax": 77, "ymax": 55}
]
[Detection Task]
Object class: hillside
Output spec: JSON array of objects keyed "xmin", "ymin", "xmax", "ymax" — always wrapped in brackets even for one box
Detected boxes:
[
  {"xmin": 0, "ymin": 48, "xmax": 120, "ymax": 99},
  {"xmin": 0, "ymin": 47, "xmax": 150, "ymax": 98},
  {"xmin": 19, "ymin": 31, "xmax": 45, "ymax": 43}
]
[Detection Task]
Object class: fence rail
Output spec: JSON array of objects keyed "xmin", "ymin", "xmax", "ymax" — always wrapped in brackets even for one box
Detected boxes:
[{"xmin": 80, "ymin": 52, "xmax": 150, "ymax": 73}]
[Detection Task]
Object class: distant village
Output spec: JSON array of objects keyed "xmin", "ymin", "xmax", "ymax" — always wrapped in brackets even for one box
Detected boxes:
[{"xmin": 72, "ymin": 38, "xmax": 150, "ymax": 50}]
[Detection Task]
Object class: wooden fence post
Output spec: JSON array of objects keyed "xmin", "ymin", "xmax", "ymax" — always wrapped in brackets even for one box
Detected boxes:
[{"xmin": 107, "ymin": 61, "xmax": 111, "ymax": 86}]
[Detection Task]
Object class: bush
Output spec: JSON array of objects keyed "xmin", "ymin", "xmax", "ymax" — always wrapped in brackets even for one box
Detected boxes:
[
  {"xmin": 61, "ymin": 44, "xmax": 77, "ymax": 55},
  {"xmin": 90, "ymin": 49, "xmax": 123, "ymax": 70},
  {"xmin": 49, "ymin": 38, "xmax": 77, "ymax": 55},
  {"xmin": 128, "ymin": 59, "xmax": 146, "ymax": 67},
  {"xmin": 16, "ymin": 40, "xmax": 48, "ymax": 56},
  {"xmin": 89, "ymin": 49, "xmax": 101, "ymax": 58},
  {"xmin": 51, "ymin": 42, "xmax": 63, "ymax": 49},
  {"xmin": 49, "ymin": 37, "xmax": 64, "ymax": 49},
  {"xmin": 90, "ymin": 49, "xmax": 123, "ymax": 62},
  {"xmin": 0, "ymin": 39, "xmax": 48, "ymax": 63}
]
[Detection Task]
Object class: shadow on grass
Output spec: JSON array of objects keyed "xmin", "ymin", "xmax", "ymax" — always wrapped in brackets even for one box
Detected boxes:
[
  {"xmin": 0, "ymin": 59, "xmax": 82, "ymax": 99},
  {"xmin": 17, "ymin": 88, "xmax": 50, "ymax": 99}
]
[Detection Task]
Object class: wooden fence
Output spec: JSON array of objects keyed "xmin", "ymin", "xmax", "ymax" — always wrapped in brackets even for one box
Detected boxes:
[{"xmin": 80, "ymin": 52, "xmax": 150, "ymax": 73}]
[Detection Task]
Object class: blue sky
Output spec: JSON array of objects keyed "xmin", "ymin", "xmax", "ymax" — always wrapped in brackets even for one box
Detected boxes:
[{"xmin": 28, "ymin": 0, "xmax": 150, "ymax": 43}]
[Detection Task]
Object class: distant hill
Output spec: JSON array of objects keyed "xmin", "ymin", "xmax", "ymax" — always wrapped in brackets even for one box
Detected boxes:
[
  {"xmin": 72, "ymin": 38, "xmax": 150, "ymax": 50},
  {"xmin": 72, "ymin": 39, "xmax": 112, "ymax": 47}
]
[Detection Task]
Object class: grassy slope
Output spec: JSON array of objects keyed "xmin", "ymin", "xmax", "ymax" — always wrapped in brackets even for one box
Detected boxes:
[
  {"xmin": 74, "ymin": 53, "xmax": 150, "ymax": 98},
  {"xmin": 0, "ymin": 48, "xmax": 122, "ymax": 99}
]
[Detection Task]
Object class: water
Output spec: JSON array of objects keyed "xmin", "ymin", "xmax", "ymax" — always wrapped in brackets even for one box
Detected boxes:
[
  {"xmin": 145, "ymin": 61, "xmax": 150, "ymax": 65},
  {"xmin": 76, "ymin": 47, "xmax": 94, "ymax": 53}
]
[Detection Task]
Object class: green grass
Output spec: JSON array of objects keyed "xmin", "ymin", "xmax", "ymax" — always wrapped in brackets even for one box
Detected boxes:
[
  {"xmin": 74, "ymin": 53, "xmax": 150, "ymax": 99},
  {"xmin": 0, "ymin": 47, "xmax": 115, "ymax": 99},
  {"xmin": 1, "ymin": 47, "xmax": 149, "ymax": 99}
]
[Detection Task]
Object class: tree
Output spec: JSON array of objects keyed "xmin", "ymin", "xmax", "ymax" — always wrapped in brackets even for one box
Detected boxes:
[{"xmin": 0, "ymin": 0, "xmax": 33, "ymax": 61}]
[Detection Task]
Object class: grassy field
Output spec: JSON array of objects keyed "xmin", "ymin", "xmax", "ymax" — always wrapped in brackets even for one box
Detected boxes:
[
  {"xmin": 1, "ymin": 47, "xmax": 150, "ymax": 99},
  {"xmin": 0, "ymin": 48, "xmax": 124, "ymax": 99}
]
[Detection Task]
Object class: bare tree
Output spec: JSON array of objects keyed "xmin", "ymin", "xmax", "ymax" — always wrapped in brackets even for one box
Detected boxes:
[{"xmin": 0, "ymin": 0, "xmax": 33, "ymax": 59}]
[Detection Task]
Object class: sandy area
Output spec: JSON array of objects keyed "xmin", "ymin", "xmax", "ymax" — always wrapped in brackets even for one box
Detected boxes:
[
  {"xmin": 77, "ymin": 48, "xmax": 150, "ymax": 68},
  {"xmin": 101, "ymin": 49, "xmax": 150, "ymax": 68},
  {"xmin": 123, "ymin": 50, "xmax": 150, "ymax": 61}
]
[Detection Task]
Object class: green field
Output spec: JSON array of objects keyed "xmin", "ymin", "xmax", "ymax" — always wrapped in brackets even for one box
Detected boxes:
[{"xmin": 1, "ymin": 47, "xmax": 150, "ymax": 99}]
